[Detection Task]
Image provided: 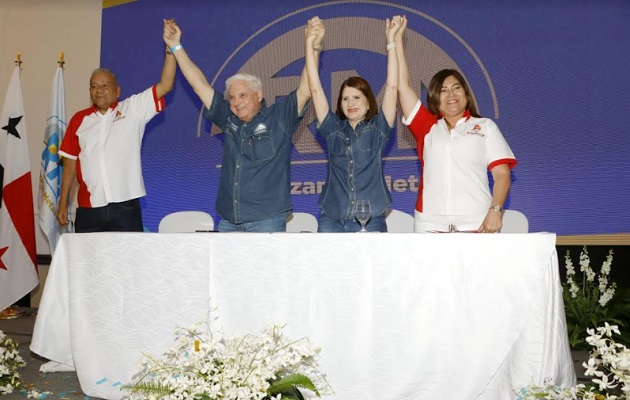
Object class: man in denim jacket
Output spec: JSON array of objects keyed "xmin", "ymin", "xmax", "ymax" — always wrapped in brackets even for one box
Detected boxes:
[{"xmin": 163, "ymin": 19, "xmax": 320, "ymax": 232}]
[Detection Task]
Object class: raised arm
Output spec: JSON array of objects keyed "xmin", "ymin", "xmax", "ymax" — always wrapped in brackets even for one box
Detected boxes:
[
  {"xmin": 296, "ymin": 20, "xmax": 320, "ymax": 115},
  {"xmin": 395, "ymin": 16, "xmax": 419, "ymax": 119},
  {"xmin": 155, "ymin": 20, "xmax": 177, "ymax": 99},
  {"xmin": 296, "ymin": 63, "xmax": 311, "ymax": 115},
  {"xmin": 304, "ymin": 17, "xmax": 328, "ymax": 123},
  {"xmin": 382, "ymin": 16, "xmax": 401, "ymax": 127},
  {"xmin": 163, "ymin": 19, "xmax": 215, "ymax": 108}
]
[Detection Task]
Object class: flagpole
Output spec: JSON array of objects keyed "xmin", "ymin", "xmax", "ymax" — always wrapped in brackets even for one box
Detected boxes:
[
  {"xmin": 57, "ymin": 51, "xmax": 72, "ymax": 235},
  {"xmin": 56, "ymin": 52, "xmax": 73, "ymax": 234}
]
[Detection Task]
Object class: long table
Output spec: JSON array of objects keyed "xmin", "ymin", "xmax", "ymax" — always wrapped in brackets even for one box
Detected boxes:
[{"xmin": 31, "ymin": 232, "xmax": 575, "ymax": 399}]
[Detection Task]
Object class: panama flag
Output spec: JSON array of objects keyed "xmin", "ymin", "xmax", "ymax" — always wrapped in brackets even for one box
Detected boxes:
[
  {"xmin": 0, "ymin": 65, "xmax": 39, "ymax": 310},
  {"xmin": 38, "ymin": 66, "xmax": 67, "ymax": 253}
]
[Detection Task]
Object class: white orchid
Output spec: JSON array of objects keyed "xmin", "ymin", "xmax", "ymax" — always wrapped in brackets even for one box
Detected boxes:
[
  {"xmin": 562, "ymin": 246, "xmax": 621, "ymax": 350},
  {"xmin": 516, "ymin": 324, "xmax": 629, "ymax": 399},
  {"xmin": 0, "ymin": 330, "xmax": 26, "ymax": 395},
  {"xmin": 123, "ymin": 321, "xmax": 332, "ymax": 400}
]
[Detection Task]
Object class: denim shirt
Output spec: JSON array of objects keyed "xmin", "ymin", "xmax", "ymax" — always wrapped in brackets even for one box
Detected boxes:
[
  {"xmin": 204, "ymin": 90, "xmax": 306, "ymax": 223},
  {"xmin": 316, "ymin": 110, "xmax": 393, "ymax": 219}
]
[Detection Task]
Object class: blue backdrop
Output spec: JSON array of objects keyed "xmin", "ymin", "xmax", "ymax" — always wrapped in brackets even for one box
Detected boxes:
[{"xmin": 102, "ymin": 0, "xmax": 630, "ymax": 235}]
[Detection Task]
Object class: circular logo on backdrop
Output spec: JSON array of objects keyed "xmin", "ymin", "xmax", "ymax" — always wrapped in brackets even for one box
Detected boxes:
[{"xmin": 196, "ymin": 1, "xmax": 498, "ymax": 211}]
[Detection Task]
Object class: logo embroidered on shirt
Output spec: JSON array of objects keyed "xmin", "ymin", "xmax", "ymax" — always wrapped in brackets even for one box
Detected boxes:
[
  {"xmin": 113, "ymin": 110, "xmax": 126, "ymax": 123},
  {"xmin": 466, "ymin": 124, "xmax": 485, "ymax": 137},
  {"xmin": 253, "ymin": 123, "xmax": 267, "ymax": 135}
]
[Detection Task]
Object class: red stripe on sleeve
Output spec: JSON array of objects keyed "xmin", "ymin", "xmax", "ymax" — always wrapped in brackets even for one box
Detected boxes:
[
  {"xmin": 488, "ymin": 158, "xmax": 518, "ymax": 170},
  {"xmin": 152, "ymin": 85, "xmax": 165, "ymax": 112}
]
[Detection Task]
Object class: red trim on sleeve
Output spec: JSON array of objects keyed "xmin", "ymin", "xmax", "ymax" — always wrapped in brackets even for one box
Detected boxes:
[
  {"xmin": 488, "ymin": 158, "xmax": 518, "ymax": 171},
  {"xmin": 152, "ymin": 85, "xmax": 165, "ymax": 112}
]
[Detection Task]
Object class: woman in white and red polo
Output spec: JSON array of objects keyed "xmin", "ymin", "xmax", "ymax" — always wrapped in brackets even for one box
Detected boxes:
[{"xmin": 394, "ymin": 17, "xmax": 517, "ymax": 233}]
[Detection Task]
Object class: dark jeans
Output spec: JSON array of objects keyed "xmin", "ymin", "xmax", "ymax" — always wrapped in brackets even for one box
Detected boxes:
[
  {"xmin": 75, "ymin": 198, "xmax": 143, "ymax": 233},
  {"xmin": 217, "ymin": 211, "xmax": 288, "ymax": 233}
]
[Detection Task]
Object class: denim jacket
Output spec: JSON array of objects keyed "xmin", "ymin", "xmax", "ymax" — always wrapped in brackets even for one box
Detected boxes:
[
  {"xmin": 204, "ymin": 90, "xmax": 307, "ymax": 223},
  {"xmin": 316, "ymin": 110, "xmax": 393, "ymax": 219}
]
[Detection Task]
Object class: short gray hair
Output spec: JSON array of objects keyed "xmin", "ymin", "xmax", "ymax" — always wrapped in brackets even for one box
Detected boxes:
[
  {"xmin": 224, "ymin": 73, "xmax": 262, "ymax": 98},
  {"xmin": 90, "ymin": 68, "xmax": 117, "ymax": 84}
]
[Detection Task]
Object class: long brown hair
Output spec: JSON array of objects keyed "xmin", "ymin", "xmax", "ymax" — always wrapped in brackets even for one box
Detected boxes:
[
  {"xmin": 427, "ymin": 69, "xmax": 480, "ymax": 118},
  {"xmin": 335, "ymin": 76, "xmax": 378, "ymax": 121}
]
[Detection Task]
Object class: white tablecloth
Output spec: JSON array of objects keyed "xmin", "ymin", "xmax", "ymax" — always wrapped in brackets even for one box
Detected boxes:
[{"xmin": 31, "ymin": 232, "xmax": 575, "ymax": 399}]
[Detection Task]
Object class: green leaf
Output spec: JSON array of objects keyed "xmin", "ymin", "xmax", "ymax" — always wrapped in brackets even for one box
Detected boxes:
[
  {"xmin": 267, "ymin": 373, "xmax": 320, "ymax": 397},
  {"xmin": 121, "ymin": 381, "xmax": 174, "ymax": 396}
]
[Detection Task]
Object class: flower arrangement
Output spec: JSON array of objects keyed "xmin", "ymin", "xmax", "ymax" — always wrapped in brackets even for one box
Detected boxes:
[
  {"xmin": 515, "ymin": 323, "xmax": 629, "ymax": 399},
  {"xmin": 123, "ymin": 320, "xmax": 332, "ymax": 400},
  {"xmin": 562, "ymin": 246, "xmax": 629, "ymax": 350},
  {"xmin": 0, "ymin": 329, "xmax": 26, "ymax": 395}
]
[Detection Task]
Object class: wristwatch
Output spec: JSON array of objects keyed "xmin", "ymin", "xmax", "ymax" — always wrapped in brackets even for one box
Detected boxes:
[{"xmin": 489, "ymin": 205, "xmax": 503, "ymax": 212}]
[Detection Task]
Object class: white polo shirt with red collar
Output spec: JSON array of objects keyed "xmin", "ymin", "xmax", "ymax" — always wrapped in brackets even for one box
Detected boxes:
[
  {"xmin": 403, "ymin": 99, "xmax": 517, "ymax": 218},
  {"xmin": 59, "ymin": 86, "xmax": 164, "ymax": 208}
]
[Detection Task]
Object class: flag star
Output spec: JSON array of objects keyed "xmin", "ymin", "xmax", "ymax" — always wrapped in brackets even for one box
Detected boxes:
[
  {"xmin": 2, "ymin": 115, "xmax": 23, "ymax": 138},
  {"xmin": 0, "ymin": 246, "xmax": 8, "ymax": 270}
]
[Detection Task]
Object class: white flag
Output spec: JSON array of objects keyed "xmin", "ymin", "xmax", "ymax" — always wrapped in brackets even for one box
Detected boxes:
[
  {"xmin": 38, "ymin": 66, "xmax": 67, "ymax": 253},
  {"xmin": 0, "ymin": 65, "xmax": 39, "ymax": 310}
]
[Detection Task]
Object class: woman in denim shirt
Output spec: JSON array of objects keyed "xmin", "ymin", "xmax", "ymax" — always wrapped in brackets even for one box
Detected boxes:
[{"xmin": 304, "ymin": 16, "xmax": 401, "ymax": 232}]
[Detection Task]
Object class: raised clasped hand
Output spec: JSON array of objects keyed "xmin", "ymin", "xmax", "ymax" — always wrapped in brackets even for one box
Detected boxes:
[
  {"xmin": 306, "ymin": 16, "xmax": 325, "ymax": 48},
  {"xmin": 386, "ymin": 15, "xmax": 402, "ymax": 41},
  {"xmin": 163, "ymin": 18, "xmax": 180, "ymax": 46}
]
